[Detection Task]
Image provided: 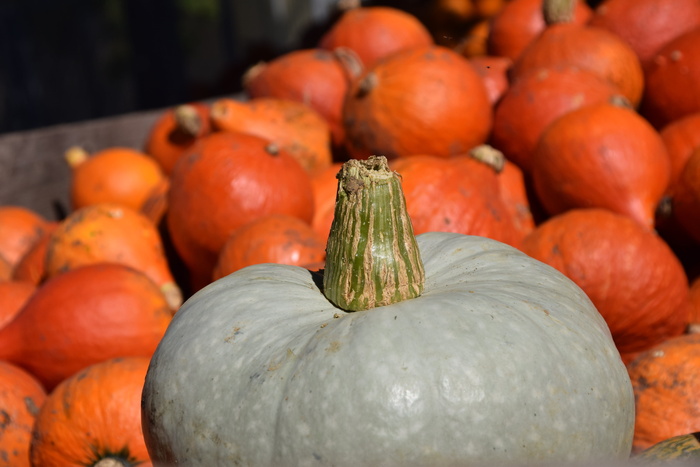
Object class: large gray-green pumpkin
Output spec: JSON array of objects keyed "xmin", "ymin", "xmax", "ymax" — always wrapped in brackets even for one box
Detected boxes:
[{"xmin": 141, "ymin": 157, "xmax": 634, "ymax": 466}]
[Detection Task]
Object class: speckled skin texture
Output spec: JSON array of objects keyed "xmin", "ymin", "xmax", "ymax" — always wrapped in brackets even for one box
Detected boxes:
[{"xmin": 141, "ymin": 232, "xmax": 635, "ymax": 466}]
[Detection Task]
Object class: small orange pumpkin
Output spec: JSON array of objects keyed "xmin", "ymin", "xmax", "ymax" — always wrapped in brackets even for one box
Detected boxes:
[
  {"xmin": 671, "ymin": 148, "xmax": 700, "ymax": 244},
  {"xmin": 468, "ymin": 55, "xmax": 512, "ymax": 105},
  {"xmin": 343, "ymin": 45, "xmax": 492, "ymax": 160},
  {"xmin": 210, "ymin": 97, "xmax": 333, "ymax": 173},
  {"xmin": 531, "ymin": 102, "xmax": 671, "ymax": 229},
  {"xmin": 689, "ymin": 276, "xmax": 700, "ymax": 334},
  {"xmin": 0, "ymin": 360, "xmax": 47, "ymax": 467},
  {"xmin": 521, "ymin": 208, "xmax": 690, "ymax": 364},
  {"xmin": 30, "ymin": 357, "xmax": 152, "ymax": 467},
  {"xmin": 310, "ymin": 162, "xmax": 343, "ymax": 242},
  {"xmin": 0, "ymin": 206, "xmax": 48, "ymax": 271},
  {"xmin": 0, "ymin": 253, "xmax": 10, "ymax": 281},
  {"xmin": 212, "ymin": 214, "xmax": 326, "ymax": 280},
  {"xmin": 660, "ymin": 112, "xmax": 700, "ymax": 195},
  {"xmin": 12, "ymin": 222, "xmax": 57, "ymax": 285},
  {"xmin": 318, "ymin": 5, "xmax": 434, "ymax": 69},
  {"xmin": 45, "ymin": 203, "xmax": 182, "ymax": 311},
  {"xmin": 0, "ymin": 280, "xmax": 35, "ymax": 331},
  {"xmin": 0, "ymin": 263, "xmax": 172, "ymax": 390},
  {"xmin": 627, "ymin": 333, "xmax": 700, "ymax": 453},
  {"xmin": 66, "ymin": 146, "xmax": 168, "ymax": 216},
  {"xmin": 144, "ymin": 102, "xmax": 211, "ymax": 176}
]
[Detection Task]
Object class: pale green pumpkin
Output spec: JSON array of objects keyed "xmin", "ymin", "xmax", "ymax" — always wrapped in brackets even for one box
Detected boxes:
[{"xmin": 141, "ymin": 157, "xmax": 634, "ymax": 466}]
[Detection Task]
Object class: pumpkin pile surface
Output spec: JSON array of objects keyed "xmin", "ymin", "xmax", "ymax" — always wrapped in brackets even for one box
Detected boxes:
[{"xmin": 2, "ymin": 0, "xmax": 700, "ymax": 465}]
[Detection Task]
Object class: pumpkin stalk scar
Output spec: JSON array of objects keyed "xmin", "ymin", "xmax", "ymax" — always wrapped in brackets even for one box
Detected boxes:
[{"xmin": 323, "ymin": 156, "xmax": 425, "ymax": 311}]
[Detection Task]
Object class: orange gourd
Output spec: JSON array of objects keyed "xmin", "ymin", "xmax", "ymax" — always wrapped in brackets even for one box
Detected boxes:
[
  {"xmin": 521, "ymin": 208, "xmax": 690, "ymax": 364},
  {"xmin": 212, "ymin": 214, "xmax": 326, "ymax": 280},
  {"xmin": 144, "ymin": 102, "xmax": 211, "ymax": 176},
  {"xmin": 642, "ymin": 27, "xmax": 700, "ymax": 129},
  {"xmin": 510, "ymin": 4, "xmax": 644, "ymax": 107},
  {"xmin": 0, "ymin": 263, "xmax": 172, "ymax": 390},
  {"xmin": 12, "ymin": 222, "xmax": 57, "ymax": 285},
  {"xmin": 66, "ymin": 146, "xmax": 168, "ymax": 216},
  {"xmin": 589, "ymin": 0, "xmax": 700, "ymax": 69},
  {"xmin": 0, "ymin": 280, "xmax": 35, "ymax": 331},
  {"xmin": 318, "ymin": 5, "xmax": 434, "ymax": 69},
  {"xmin": 167, "ymin": 131, "xmax": 315, "ymax": 291},
  {"xmin": 531, "ymin": 102, "xmax": 671, "ymax": 229},
  {"xmin": 0, "ymin": 360, "xmax": 47, "ymax": 467},
  {"xmin": 486, "ymin": 0, "xmax": 591, "ymax": 61},
  {"xmin": 243, "ymin": 48, "xmax": 360, "ymax": 148},
  {"xmin": 671, "ymin": 148, "xmax": 700, "ymax": 244},
  {"xmin": 30, "ymin": 357, "xmax": 152, "ymax": 467},
  {"xmin": 660, "ymin": 112, "xmax": 700, "ymax": 194},
  {"xmin": 210, "ymin": 97, "xmax": 333, "ymax": 173},
  {"xmin": 310, "ymin": 162, "xmax": 343, "ymax": 242},
  {"xmin": 627, "ymin": 334, "xmax": 700, "ymax": 453},
  {"xmin": 490, "ymin": 66, "xmax": 620, "ymax": 174},
  {"xmin": 468, "ymin": 55, "xmax": 512, "ymax": 105},
  {"xmin": 389, "ymin": 153, "xmax": 520, "ymax": 247},
  {"xmin": 0, "ymin": 253, "xmax": 11, "ymax": 281},
  {"xmin": 45, "ymin": 203, "xmax": 182, "ymax": 311},
  {"xmin": 0, "ymin": 206, "xmax": 48, "ymax": 271},
  {"xmin": 493, "ymin": 156, "xmax": 536, "ymax": 241},
  {"xmin": 343, "ymin": 45, "xmax": 492, "ymax": 160}
]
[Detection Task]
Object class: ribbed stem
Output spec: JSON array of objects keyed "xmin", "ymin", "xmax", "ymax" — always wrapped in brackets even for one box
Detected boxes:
[
  {"xmin": 323, "ymin": 156, "xmax": 425, "ymax": 311},
  {"xmin": 543, "ymin": 0, "xmax": 576, "ymax": 25}
]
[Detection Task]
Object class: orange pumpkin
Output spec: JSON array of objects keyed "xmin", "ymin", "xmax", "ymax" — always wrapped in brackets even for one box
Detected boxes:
[
  {"xmin": 510, "ymin": 20, "xmax": 644, "ymax": 107},
  {"xmin": 521, "ymin": 208, "xmax": 690, "ymax": 364},
  {"xmin": 0, "ymin": 360, "xmax": 47, "ymax": 467},
  {"xmin": 210, "ymin": 97, "xmax": 333, "ymax": 173},
  {"xmin": 627, "ymin": 334, "xmax": 700, "ymax": 453},
  {"xmin": 0, "ymin": 263, "xmax": 172, "ymax": 390},
  {"xmin": 490, "ymin": 65, "xmax": 620, "ymax": 174},
  {"xmin": 167, "ymin": 131, "xmax": 315, "ymax": 291},
  {"xmin": 310, "ymin": 162, "xmax": 343, "ymax": 243},
  {"xmin": 689, "ymin": 276, "xmax": 700, "ymax": 334},
  {"xmin": 343, "ymin": 45, "xmax": 492, "ymax": 160},
  {"xmin": 642, "ymin": 27, "xmax": 700, "ymax": 129},
  {"xmin": 12, "ymin": 222, "xmax": 57, "ymax": 285},
  {"xmin": 589, "ymin": 0, "xmax": 700, "ymax": 69},
  {"xmin": 243, "ymin": 48, "xmax": 359, "ymax": 148},
  {"xmin": 468, "ymin": 55, "xmax": 512, "ymax": 105},
  {"xmin": 0, "ymin": 280, "xmax": 35, "ymax": 331},
  {"xmin": 0, "ymin": 206, "xmax": 48, "ymax": 271},
  {"xmin": 45, "ymin": 203, "xmax": 182, "ymax": 311},
  {"xmin": 531, "ymin": 102, "xmax": 671, "ymax": 229},
  {"xmin": 0, "ymin": 253, "xmax": 10, "ymax": 281},
  {"xmin": 318, "ymin": 5, "xmax": 434, "ymax": 69},
  {"xmin": 144, "ymin": 102, "xmax": 211, "ymax": 176},
  {"xmin": 660, "ymin": 112, "xmax": 700, "ymax": 194},
  {"xmin": 212, "ymin": 214, "xmax": 326, "ymax": 280},
  {"xmin": 486, "ymin": 0, "xmax": 592, "ymax": 61},
  {"xmin": 30, "ymin": 357, "xmax": 152, "ymax": 467},
  {"xmin": 389, "ymin": 153, "xmax": 521, "ymax": 247},
  {"xmin": 66, "ymin": 146, "xmax": 167, "ymax": 216},
  {"xmin": 671, "ymin": 148, "xmax": 700, "ymax": 244}
]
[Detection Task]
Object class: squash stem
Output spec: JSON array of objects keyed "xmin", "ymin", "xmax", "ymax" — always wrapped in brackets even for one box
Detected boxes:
[
  {"xmin": 323, "ymin": 156, "xmax": 425, "ymax": 311},
  {"xmin": 543, "ymin": 0, "xmax": 576, "ymax": 25}
]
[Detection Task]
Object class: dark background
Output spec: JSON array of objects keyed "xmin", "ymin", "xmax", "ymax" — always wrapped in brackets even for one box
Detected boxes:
[{"xmin": 0, "ymin": 0, "xmax": 436, "ymax": 135}]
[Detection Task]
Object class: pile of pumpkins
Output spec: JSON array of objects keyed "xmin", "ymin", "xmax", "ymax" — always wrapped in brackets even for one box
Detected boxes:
[{"xmin": 2, "ymin": 0, "xmax": 700, "ymax": 465}]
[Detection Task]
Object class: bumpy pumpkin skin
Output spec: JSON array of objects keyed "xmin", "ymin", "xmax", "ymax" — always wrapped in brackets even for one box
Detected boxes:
[{"xmin": 142, "ymin": 232, "xmax": 634, "ymax": 466}]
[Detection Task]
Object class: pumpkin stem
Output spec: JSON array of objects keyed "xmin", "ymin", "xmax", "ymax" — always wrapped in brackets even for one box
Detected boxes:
[
  {"xmin": 542, "ymin": 0, "xmax": 576, "ymax": 25},
  {"xmin": 173, "ymin": 104, "xmax": 202, "ymax": 137},
  {"xmin": 334, "ymin": 46, "xmax": 365, "ymax": 81},
  {"xmin": 469, "ymin": 144, "xmax": 505, "ymax": 173},
  {"xmin": 64, "ymin": 146, "xmax": 90, "ymax": 169},
  {"xmin": 323, "ymin": 156, "xmax": 425, "ymax": 311}
]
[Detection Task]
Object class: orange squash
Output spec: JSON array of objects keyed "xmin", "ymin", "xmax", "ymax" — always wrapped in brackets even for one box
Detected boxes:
[
  {"xmin": 642, "ymin": 27, "xmax": 700, "ymax": 129},
  {"xmin": 318, "ymin": 5, "xmax": 434, "ymax": 69},
  {"xmin": 0, "ymin": 263, "xmax": 172, "ymax": 390},
  {"xmin": 30, "ymin": 357, "xmax": 152, "ymax": 467},
  {"xmin": 510, "ymin": 15, "xmax": 644, "ymax": 107},
  {"xmin": 468, "ymin": 55, "xmax": 512, "ymax": 105},
  {"xmin": 144, "ymin": 102, "xmax": 211, "ymax": 176},
  {"xmin": 521, "ymin": 208, "xmax": 690, "ymax": 364},
  {"xmin": 45, "ymin": 203, "xmax": 182, "ymax": 311},
  {"xmin": 0, "ymin": 253, "xmax": 11, "ymax": 281},
  {"xmin": 0, "ymin": 206, "xmax": 48, "ymax": 271},
  {"xmin": 589, "ymin": 0, "xmax": 700, "ymax": 69},
  {"xmin": 660, "ymin": 112, "xmax": 700, "ymax": 195},
  {"xmin": 66, "ymin": 146, "xmax": 168, "ymax": 216},
  {"xmin": 212, "ymin": 214, "xmax": 326, "ymax": 280},
  {"xmin": 167, "ymin": 131, "xmax": 315, "ymax": 291},
  {"xmin": 210, "ymin": 97, "xmax": 333, "ymax": 173},
  {"xmin": 490, "ymin": 65, "xmax": 620, "ymax": 174},
  {"xmin": 343, "ymin": 45, "xmax": 492, "ymax": 160},
  {"xmin": 671, "ymin": 148, "xmax": 700, "ymax": 244},
  {"xmin": 243, "ymin": 48, "xmax": 360, "ymax": 148},
  {"xmin": 627, "ymin": 334, "xmax": 700, "ymax": 453},
  {"xmin": 486, "ymin": 0, "xmax": 591, "ymax": 61},
  {"xmin": 0, "ymin": 280, "xmax": 35, "ymax": 331},
  {"xmin": 531, "ymin": 102, "xmax": 671, "ymax": 229},
  {"xmin": 310, "ymin": 162, "xmax": 343, "ymax": 242},
  {"xmin": 0, "ymin": 360, "xmax": 47, "ymax": 467},
  {"xmin": 12, "ymin": 222, "xmax": 57, "ymax": 285}
]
